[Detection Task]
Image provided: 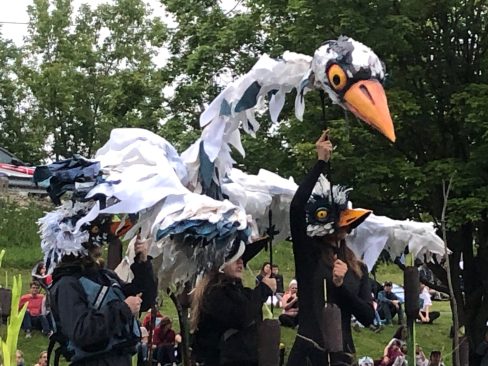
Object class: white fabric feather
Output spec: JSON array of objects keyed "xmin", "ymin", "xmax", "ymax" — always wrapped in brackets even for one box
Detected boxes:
[
  {"xmin": 346, "ymin": 214, "xmax": 448, "ymax": 272},
  {"xmin": 38, "ymin": 201, "xmax": 94, "ymax": 267},
  {"xmin": 222, "ymin": 168, "xmax": 298, "ymax": 241},
  {"xmin": 183, "ymin": 52, "xmax": 312, "ymax": 190}
]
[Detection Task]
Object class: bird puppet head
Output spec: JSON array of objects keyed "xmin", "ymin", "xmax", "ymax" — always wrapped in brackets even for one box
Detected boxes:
[
  {"xmin": 305, "ymin": 175, "xmax": 371, "ymax": 237},
  {"xmin": 307, "ymin": 36, "xmax": 395, "ymax": 142}
]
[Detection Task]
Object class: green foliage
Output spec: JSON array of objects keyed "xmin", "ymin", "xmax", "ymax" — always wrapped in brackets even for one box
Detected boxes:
[
  {"xmin": 1, "ymin": 275, "xmax": 28, "ymax": 366},
  {"xmin": 0, "ymin": 198, "xmax": 46, "ymax": 268},
  {"xmin": 12, "ymin": 0, "xmax": 169, "ymax": 160}
]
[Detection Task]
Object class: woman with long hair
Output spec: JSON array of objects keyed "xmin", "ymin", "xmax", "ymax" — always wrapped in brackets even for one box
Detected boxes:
[
  {"xmin": 287, "ymin": 131, "xmax": 375, "ymax": 366},
  {"xmin": 32, "ymin": 262, "xmax": 52, "ymax": 287},
  {"xmin": 191, "ymin": 247, "xmax": 276, "ymax": 366},
  {"xmin": 255, "ymin": 262, "xmax": 271, "ymax": 285}
]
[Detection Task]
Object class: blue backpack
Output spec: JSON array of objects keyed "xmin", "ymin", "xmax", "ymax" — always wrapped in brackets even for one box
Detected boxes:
[{"xmin": 47, "ymin": 272, "xmax": 141, "ymax": 365}]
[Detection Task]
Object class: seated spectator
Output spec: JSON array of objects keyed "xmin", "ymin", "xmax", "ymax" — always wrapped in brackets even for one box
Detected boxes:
[
  {"xmin": 378, "ymin": 281, "xmax": 404, "ymax": 325},
  {"xmin": 142, "ymin": 308, "xmax": 163, "ymax": 333},
  {"xmin": 257, "ymin": 262, "xmax": 280, "ymax": 307},
  {"xmin": 153, "ymin": 316, "xmax": 178, "ymax": 365},
  {"xmin": 418, "ymin": 283, "xmax": 440, "ymax": 324},
  {"xmin": 33, "ymin": 351, "xmax": 47, "ymax": 366},
  {"xmin": 416, "ymin": 345, "xmax": 428, "ymax": 366},
  {"xmin": 31, "ymin": 262, "xmax": 52, "ymax": 287},
  {"xmin": 428, "ymin": 350, "xmax": 445, "ymax": 366},
  {"xmin": 16, "ymin": 350, "xmax": 25, "ymax": 366},
  {"xmin": 358, "ymin": 356, "xmax": 374, "ymax": 366},
  {"xmin": 475, "ymin": 328, "xmax": 488, "ymax": 365},
  {"xmin": 137, "ymin": 326, "xmax": 149, "ymax": 366},
  {"xmin": 369, "ymin": 293, "xmax": 384, "ymax": 332},
  {"xmin": 255, "ymin": 262, "xmax": 271, "ymax": 285},
  {"xmin": 279, "ymin": 280, "xmax": 298, "ymax": 328},
  {"xmin": 272, "ymin": 264, "xmax": 284, "ymax": 296},
  {"xmin": 19, "ymin": 281, "xmax": 51, "ymax": 337},
  {"xmin": 379, "ymin": 339, "xmax": 406, "ymax": 366}
]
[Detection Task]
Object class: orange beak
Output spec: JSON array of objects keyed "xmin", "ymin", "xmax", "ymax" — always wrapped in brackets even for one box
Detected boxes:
[
  {"xmin": 338, "ymin": 208, "xmax": 372, "ymax": 229},
  {"xmin": 343, "ymin": 79, "xmax": 396, "ymax": 142}
]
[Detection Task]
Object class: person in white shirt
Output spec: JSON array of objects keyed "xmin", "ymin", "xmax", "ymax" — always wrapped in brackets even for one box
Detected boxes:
[{"xmin": 418, "ymin": 283, "xmax": 440, "ymax": 324}]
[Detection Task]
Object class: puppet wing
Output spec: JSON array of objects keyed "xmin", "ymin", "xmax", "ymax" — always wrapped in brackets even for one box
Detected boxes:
[
  {"xmin": 181, "ymin": 52, "xmax": 312, "ymax": 193},
  {"xmin": 38, "ymin": 128, "xmax": 250, "ymax": 277},
  {"xmin": 346, "ymin": 214, "xmax": 447, "ymax": 272},
  {"xmin": 222, "ymin": 168, "xmax": 297, "ymax": 242}
]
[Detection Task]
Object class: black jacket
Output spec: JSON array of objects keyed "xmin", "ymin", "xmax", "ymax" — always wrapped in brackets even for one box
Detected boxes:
[
  {"xmin": 192, "ymin": 275, "xmax": 272, "ymax": 365},
  {"xmin": 289, "ymin": 160, "xmax": 375, "ymax": 358},
  {"xmin": 50, "ymin": 259, "xmax": 157, "ymax": 366}
]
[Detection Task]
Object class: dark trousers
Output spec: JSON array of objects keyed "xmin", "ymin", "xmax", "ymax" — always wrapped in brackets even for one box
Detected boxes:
[
  {"xmin": 279, "ymin": 314, "xmax": 299, "ymax": 328},
  {"xmin": 379, "ymin": 302, "xmax": 404, "ymax": 324},
  {"xmin": 417, "ymin": 310, "xmax": 440, "ymax": 324},
  {"xmin": 21, "ymin": 312, "xmax": 50, "ymax": 334},
  {"xmin": 287, "ymin": 336, "xmax": 356, "ymax": 366},
  {"xmin": 155, "ymin": 344, "xmax": 177, "ymax": 364}
]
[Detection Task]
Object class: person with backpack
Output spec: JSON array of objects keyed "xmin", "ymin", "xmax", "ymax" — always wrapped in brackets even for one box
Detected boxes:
[{"xmin": 48, "ymin": 236, "xmax": 157, "ymax": 366}]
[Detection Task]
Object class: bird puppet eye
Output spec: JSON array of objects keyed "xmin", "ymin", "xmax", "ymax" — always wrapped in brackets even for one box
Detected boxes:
[
  {"xmin": 315, "ymin": 208, "xmax": 328, "ymax": 222},
  {"xmin": 326, "ymin": 64, "xmax": 348, "ymax": 91}
]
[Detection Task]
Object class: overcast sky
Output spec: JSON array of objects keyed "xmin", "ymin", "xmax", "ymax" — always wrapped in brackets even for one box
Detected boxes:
[
  {"xmin": 1, "ymin": 0, "xmax": 240, "ymax": 47},
  {"xmin": 1, "ymin": 0, "xmax": 167, "ymax": 45}
]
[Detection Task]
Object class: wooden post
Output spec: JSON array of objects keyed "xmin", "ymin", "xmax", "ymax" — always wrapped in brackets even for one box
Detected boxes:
[{"xmin": 404, "ymin": 266, "xmax": 419, "ymax": 366}]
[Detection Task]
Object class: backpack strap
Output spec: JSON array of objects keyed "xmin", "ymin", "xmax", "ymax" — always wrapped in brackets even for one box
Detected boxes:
[{"xmin": 93, "ymin": 283, "xmax": 110, "ymax": 310}]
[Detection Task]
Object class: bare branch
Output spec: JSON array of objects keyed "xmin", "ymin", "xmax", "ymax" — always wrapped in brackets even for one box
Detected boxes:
[{"xmin": 441, "ymin": 173, "xmax": 461, "ymax": 366}]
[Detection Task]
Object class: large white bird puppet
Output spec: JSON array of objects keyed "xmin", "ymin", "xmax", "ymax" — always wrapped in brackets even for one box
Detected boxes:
[
  {"xmin": 182, "ymin": 35, "xmax": 395, "ymax": 195},
  {"xmin": 35, "ymin": 36, "xmax": 400, "ymax": 291}
]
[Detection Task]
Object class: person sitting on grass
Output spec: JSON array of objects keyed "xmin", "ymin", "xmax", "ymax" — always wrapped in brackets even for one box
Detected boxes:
[
  {"xmin": 378, "ymin": 281, "xmax": 404, "ymax": 325},
  {"xmin": 271, "ymin": 264, "xmax": 285, "ymax": 296},
  {"xmin": 279, "ymin": 279, "xmax": 299, "ymax": 328},
  {"xmin": 417, "ymin": 283, "xmax": 440, "ymax": 324},
  {"xmin": 32, "ymin": 261, "xmax": 52, "ymax": 287},
  {"xmin": 33, "ymin": 351, "xmax": 47, "ymax": 366},
  {"xmin": 475, "ymin": 327, "xmax": 488, "ymax": 365},
  {"xmin": 15, "ymin": 350, "xmax": 25, "ymax": 366},
  {"xmin": 137, "ymin": 326, "xmax": 149, "ymax": 366},
  {"xmin": 415, "ymin": 345, "xmax": 428, "ymax": 366},
  {"xmin": 379, "ymin": 339, "xmax": 406, "ymax": 366},
  {"xmin": 427, "ymin": 350, "xmax": 445, "ymax": 366},
  {"xmin": 19, "ymin": 281, "xmax": 51, "ymax": 338},
  {"xmin": 153, "ymin": 316, "xmax": 179, "ymax": 365}
]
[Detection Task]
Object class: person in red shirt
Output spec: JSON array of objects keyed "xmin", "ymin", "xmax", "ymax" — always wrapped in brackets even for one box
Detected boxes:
[
  {"xmin": 153, "ymin": 316, "xmax": 178, "ymax": 364},
  {"xmin": 142, "ymin": 309, "xmax": 163, "ymax": 333},
  {"xmin": 19, "ymin": 281, "xmax": 51, "ymax": 337}
]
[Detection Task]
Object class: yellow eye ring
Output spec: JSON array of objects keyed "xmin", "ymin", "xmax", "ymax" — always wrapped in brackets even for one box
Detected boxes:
[
  {"xmin": 327, "ymin": 64, "xmax": 348, "ymax": 91},
  {"xmin": 315, "ymin": 209, "xmax": 328, "ymax": 221}
]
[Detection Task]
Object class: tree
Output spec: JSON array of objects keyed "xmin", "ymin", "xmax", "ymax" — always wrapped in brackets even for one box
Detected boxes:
[
  {"xmin": 161, "ymin": 0, "xmax": 488, "ymax": 363},
  {"xmin": 21, "ymin": 0, "xmax": 168, "ymax": 159},
  {"xmin": 0, "ymin": 33, "xmax": 45, "ymax": 163}
]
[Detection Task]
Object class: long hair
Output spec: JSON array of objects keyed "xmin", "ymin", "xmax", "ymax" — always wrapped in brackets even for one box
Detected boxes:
[
  {"xmin": 259, "ymin": 262, "xmax": 271, "ymax": 276},
  {"xmin": 319, "ymin": 239, "xmax": 363, "ymax": 278},
  {"xmin": 190, "ymin": 269, "xmax": 221, "ymax": 332}
]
